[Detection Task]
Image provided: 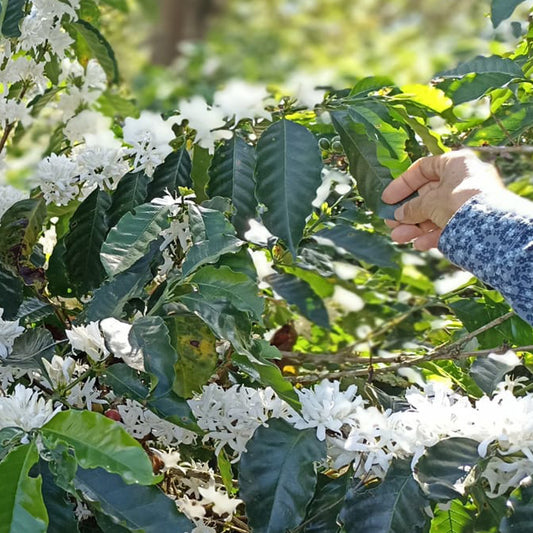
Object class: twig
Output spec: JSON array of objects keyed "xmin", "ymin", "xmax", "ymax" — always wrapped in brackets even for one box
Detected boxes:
[
  {"xmin": 492, "ymin": 115, "xmax": 518, "ymax": 146},
  {"xmin": 469, "ymin": 145, "xmax": 533, "ymax": 155}
]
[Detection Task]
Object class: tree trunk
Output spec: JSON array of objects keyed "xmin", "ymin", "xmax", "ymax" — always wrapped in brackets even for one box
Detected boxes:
[{"xmin": 151, "ymin": 0, "xmax": 225, "ymax": 65}]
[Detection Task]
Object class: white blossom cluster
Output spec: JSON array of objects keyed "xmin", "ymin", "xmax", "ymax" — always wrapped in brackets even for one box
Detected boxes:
[
  {"xmin": 188, "ymin": 359, "xmax": 533, "ymax": 498},
  {"xmin": 0, "ymin": 309, "xmax": 24, "ymax": 359}
]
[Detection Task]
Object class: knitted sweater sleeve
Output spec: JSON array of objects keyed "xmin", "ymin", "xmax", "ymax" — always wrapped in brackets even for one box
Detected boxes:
[{"xmin": 438, "ymin": 189, "xmax": 533, "ymax": 326}]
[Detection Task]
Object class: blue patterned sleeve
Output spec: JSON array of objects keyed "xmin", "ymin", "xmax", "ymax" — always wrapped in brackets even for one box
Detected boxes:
[{"xmin": 438, "ymin": 190, "xmax": 533, "ymax": 325}]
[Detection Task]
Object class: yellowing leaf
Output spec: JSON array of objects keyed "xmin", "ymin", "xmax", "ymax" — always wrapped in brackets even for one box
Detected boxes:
[{"xmin": 400, "ymin": 84, "xmax": 452, "ymax": 113}]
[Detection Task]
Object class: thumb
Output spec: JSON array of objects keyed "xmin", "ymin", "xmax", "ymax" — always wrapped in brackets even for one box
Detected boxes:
[{"xmin": 394, "ymin": 195, "xmax": 432, "ymax": 225}]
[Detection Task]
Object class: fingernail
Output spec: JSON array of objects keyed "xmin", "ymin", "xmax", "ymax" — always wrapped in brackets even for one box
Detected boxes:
[{"xmin": 394, "ymin": 206, "xmax": 404, "ymax": 221}]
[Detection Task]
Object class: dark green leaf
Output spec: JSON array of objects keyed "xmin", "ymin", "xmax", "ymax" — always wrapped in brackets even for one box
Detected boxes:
[
  {"xmin": 265, "ymin": 272, "xmax": 330, "ymax": 328},
  {"xmin": 15, "ymin": 298, "xmax": 54, "ymax": 323},
  {"xmin": 314, "ymin": 225, "xmax": 399, "ymax": 268},
  {"xmin": 331, "ymin": 110, "xmax": 393, "ymax": 216},
  {"xmin": 65, "ymin": 20, "xmax": 119, "ymax": 83},
  {"xmin": 0, "ymin": 197, "xmax": 46, "ymax": 286},
  {"xmin": 239, "ymin": 419, "xmax": 326, "ymax": 533},
  {"xmin": 145, "ymin": 392, "xmax": 199, "ymax": 433},
  {"xmin": 29, "ymin": 88, "xmax": 63, "ymax": 117},
  {"xmin": 1, "ymin": 0, "xmax": 25, "ymax": 37},
  {"xmin": 64, "ymin": 189, "xmax": 111, "ymax": 296},
  {"xmin": 500, "ymin": 485, "xmax": 533, "ymax": 533},
  {"xmin": 74, "ymin": 467, "xmax": 193, "ymax": 532},
  {"xmin": 41, "ymin": 410, "xmax": 158, "ymax": 485},
  {"xmin": 339, "ymin": 459, "xmax": 429, "ymax": 533},
  {"xmin": 0, "ymin": 443, "xmax": 48, "ymax": 533},
  {"xmin": 129, "ymin": 317, "xmax": 177, "ymax": 399},
  {"xmin": 0, "ymin": 428, "xmax": 25, "ymax": 462},
  {"xmin": 438, "ymin": 56, "xmax": 523, "ymax": 78},
  {"xmin": 181, "ymin": 205, "xmax": 243, "ymax": 277},
  {"xmin": 101, "ymin": 203, "xmax": 169, "ymax": 278},
  {"xmin": 191, "ymin": 145, "xmax": 212, "ymax": 203},
  {"xmin": 438, "ymin": 73, "xmax": 517, "ymax": 105},
  {"xmin": 414, "ymin": 438, "xmax": 481, "ymax": 502},
  {"xmin": 302, "ymin": 473, "xmax": 351, "ymax": 533},
  {"xmin": 430, "ymin": 500, "xmax": 475, "ymax": 533},
  {"xmin": 0, "ymin": 265, "xmax": 23, "ymax": 319},
  {"xmin": 470, "ymin": 354, "xmax": 520, "ymax": 395},
  {"xmin": 5, "ymin": 328, "xmax": 55, "ymax": 369},
  {"xmin": 491, "ymin": 0, "xmax": 528, "ymax": 27},
  {"xmin": 108, "ymin": 171, "xmax": 150, "ymax": 227},
  {"xmin": 40, "ymin": 461, "xmax": 79, "ymax": 533},
  {"xmin": 100, "ymin": 364, "xmax": 150, "ymax": 402},
  {"xmin": 146, "ymin": 148, "xmax": 192, "ymax": 200},
  {"xmin": 46, "ymin": 238, "xmax": 71, "ymax": 297},
  {"xmin": 255, "ymin": 119, "xmax": 323, "ymax": 256},
  {"xmin": 207, "ymin": 135, "xmax": 257, "ymax": 236},
  {"xmin": 83, "ymin": 240, "xmax": 160, "ymax": 322}
]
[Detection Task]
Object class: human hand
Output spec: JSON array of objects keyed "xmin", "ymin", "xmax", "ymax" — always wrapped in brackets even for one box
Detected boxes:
[{"xmin": 381, "ymin": 150, "xmax": 504, "ymax": 250}]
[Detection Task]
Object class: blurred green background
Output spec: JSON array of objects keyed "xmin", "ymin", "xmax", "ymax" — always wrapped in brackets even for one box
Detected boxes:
[{"xmin": 105, "ymin": 0, "xmax": 531, "ymax": 108}]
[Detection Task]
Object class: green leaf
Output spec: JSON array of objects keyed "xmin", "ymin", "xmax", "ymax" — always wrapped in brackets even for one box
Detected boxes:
[
  {"xmin": 64, "ymin": 189, "xmax": 111, "ymax": 296},
  {"xmin": 29, "ymin": 88, "xmax": 63, "ymax": 117},
  {"xmin": 40, "ymin": 410, "xmax": 157, "ymax": 485},
  {"xmin": 84, "ymin": 240, "xmax": 161, "ymax": 321},
  {"xmin": 40, "ymin": 462, "xmax": 79, "ymax": 533},
  {"xmin": 145, "ymin": 392, "xmax": 198, "ymax": 433},
  {"xmin": 74, "ymin": 467, "xmax": 193, "ymax": 532},
  {"xmin": 1, "ymin": 0, "xmax": 25, "ymax": 37},
  {"xmin": 470, "ymin": 354, "xmax": 520, "ymax": 395},
  {"xmin": 0, "ymin": 265, "xmax": 23, "ymax": 319},
  {"xmin": 500, "ymin": 485, "xmax": 533, "ymax": 533},
  {"xmin": 331, "ymin": 110, "xmax": 393, "ymax": 216},
  {"xmin": 414, "ymin": 438, "xmax": 481, "ymax": 502},
  {"xmin": 438, "ymin": 56, "xmax": 523, "ymax": 79},
  {"xmin": 301, "ymin": 473, "xmax": 351, "ymax": 533},
  {"xmin": 0, "ymin": 443, "xmax": 48, "ymax": 533},
  {"xmin": 438, "ymin": 73, "xmax": 518, "ymax": 105},
  {"xmin": 191, "ymin": 145, "xmax": 212, "ymax": 203},
  {"xmin": 255, "ymin": 119, "xmax": 323, "ymax": 256},
  {"xmin": 146, "ymin": 148, "xmax": 192, "ymax": 200},
  {"xmin": 430, "ymin": 500, "xmax": 475, "ymax": 533},
  {"xmin": 339, "ymin": 459, "xmax": 429, "ymax": 533},
  {"xmin": 129, "ymin": 317, "xmax": 177, "ymax": 399},
  {"xmin": 266, "ymin": 272, "xmax": 330, "ymax": 329},
  {"xmin": 181, "ymin": 205, "xmax": 243, "ymax": 277},
  {"xmin": 4, "ymin": 328, "xmax": 55, "ymax": 370},
  {"xmin": 167, "ymin": 314, "xmax": 218, "ymax": 398},
  {"xmin": 97, "ymin": 91, "xmax": 139, "ymax": 119},
  {"xmin": 15, "ymin": 297, "xmax": 54, "ymax": 323},
  {"xmin": 314, "ymin": 225, "xmax": 399, "ymax": 268},
  {"xmin": 0, "ymin": 197, "xmax": 46, "ymax": 286},
  {"xmin": 491, "ymin": 0, "xmax": 528, "ymax": 27},
  {"xmin": 239, "ymin": 419, "xmax": 326, "ymax": 533},
  {"xmin": 108, "ymin": 171, "xmax": 150, "ymax": 227},
  {"xmin": 0, "ymin": 428, "xmax": 25, "ymax": 462},
  {"xmin": 101, "ymin": 203, "xmax": 169, "ymax": 278},
  {"xmin": 100, "ymin": 0, "xmax": 128, "ymax": 11},
  {"xmin": 100, "ymin": 364, "xmax": 150, "ymax": 402},
  {"xmin": 65, "ymin": 20, "xmax": 119, "ymax": 83},
  {"xmin": 207, "ymin": 135, "xmax": 257, "ymax": 236}
]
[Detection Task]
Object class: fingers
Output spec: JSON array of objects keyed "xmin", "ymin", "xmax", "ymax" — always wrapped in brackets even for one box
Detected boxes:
[
  {"xmin": 413, "ymin": 229, "xmax": 442, "ymax": 251},
  {"xmin": 394, "ymin": 194, "xmax": 433, "ymax": 225},
  {"xmin": 390, "ymin": 221, "xmax": 438, "ymax": 244},
  {"xmin": 381, "ymin": 155, "xmax": 443, "ymax": 204}
]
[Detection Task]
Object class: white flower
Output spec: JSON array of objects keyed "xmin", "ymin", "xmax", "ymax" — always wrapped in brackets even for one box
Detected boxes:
[
  {"xmin": 99, "ymin": 318, "xmax": 144, "ymax": 371},
  {"xmin": 312, "ymin": 168, "xmax": 353, "ymax": 208},
  {"xmin": 0, "ymin": 384, "xmax": 59, "ymax": 432},
  {"xmin": 197, "ymin": 482, "xmax": 243, "ymax": 518},
  {"xmin": 37, "ymin": 153, "xmax": 80, "ymax": 205},
  {"xmin": 123, "ymin": 111, "xmax": 176, "ymax": 176},
  {"xmin": 0, "ymin": 185, "xmax": 28, "ymax": 219},
  {"xmin": 177, "ymin": 96, "xmax": 232, "ymax": 154},
  {"xmin": 213, "ymin": 80, "xmax": 271, "ymax": 124},
  {"xmin": 42, "ymin": 355, "xmax": 76, "ymax": 390},
  {"xmin": 0, "ymin": 96, "xmax": 32, "ymax": 128},
  {"xmin": 0, "ymin": 309, "xmax": 24, "ymax": 360},
  {"xmin": 66, "ymin": 322, "xmax": 110, "ymax": 363},
  {"xmin": 64, "ymin": 110, "xmax": 111, "ymax": 143},
  {"xmin": 67, "ymin": 376, "xmax": 105, "ymax": 410},
  {"xmin": 75, "ymin": 143, "xmax": 129, "ymax": 190},
  {"xmin": 285, "ymin": 72, "xmax": 327, "ymax": 108}
]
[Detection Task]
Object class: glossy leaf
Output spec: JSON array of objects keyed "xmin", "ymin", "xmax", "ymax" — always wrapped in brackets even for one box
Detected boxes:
[
  {"xmin": 100, "ymin": 363, "xmax": 151, "ymax": 402},
  {"xmin": 0, "ymin": 266, "xmax": 23, "ymax": 319},
  {"xmin": 40, "ymin": 410, "xmax": 157, "ymax": 485},
  {"xmin": 146, "ymin": 392, "xmax": 199, "ymax": 433},
  {"xmin": 314, "ymin": 225, "xmax": 399, "ymax": 268},
  {"xmin": 500, "ymin": 485, "xmax": 533, "ymax": 533},
  {"xmin": 129, "ymin": 316, "xmax": 178, "ymax": 399},
  {"xmin": 266, "ymin": 272, "xmax": 330, "ymax": 329},
  {"xmin": 1, "ymin": 0, "xmax": 25, "ymax": 37},
  {"xmin": 438, "ymin": 73, "xmax": 518, "ymax": 105},
  {"xmin": 5, "ymin": 328, "xmax": 55, "ymax": 369},
  {"xmin": 207, "ymin": 135, "xmax": 257, "ymax": 236},
  {"xmin": 491, "ymin": 0, "xmax": 528, "ymax": 27},
  {"xmin": 414, "ymin": 438, "xmax": 481, "ymax": 502},
  {"xmin": 181, "ymin": 205, "xmax": 243, "ymax": 277},
  {"xmin": 331, "ymin": 110, "xmax": 394, "ymax": 216},
  {"xmin": 66, "ymin": 20, "xmax": 119, "ymax": 83},
  {"xmin": 74, "ymin": 467, "xmax": 193, "ymax": 532},
  {"xmin": 470, "ymin": 353, "xmax": 520, "ymax": 395},
  {"xmin": 239, "ymin": 419, "xmax": 326, "ymax": 533},
  {"xmin": 146, "ymin": 148, "xmax": 193, "ymax": 200},
  {"xmin": 100, "ymin": 203, "xmax": 169, "ymax": 277},
  {"xmin": 0, "ymin": 443, "xmax": 48, "ymax": 533},
  {"xmin": 255, "ymin": 119, "xmax": 323, "ymax": 256},
  {"xmin": 430, "ymin": 500, "xmax": 475, "ymax": 533},
  {"xmin": 167, "ymin": 314, "xmax": 218, "ymax": 398},
  {"xmin": 108, "ymin": 171, "xmax": 150, "ymax": 227},
  {"xmin": 0, "ymin": 197, "xmax": 46, "ymax": 286},
  {"xmin": 64, "ymin": 189, "xmax": 111, "ymax": 296},
  {"xmin": 339, "ymin": 459, "xmax": 429, "ymax": 533},
  {"xmin": 15, "ymin": 297, "xmax": 54, "ymax": 323},
  {"xmin": 438, "ymin": 55, "xmax": 523, "ymax": 79}
]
